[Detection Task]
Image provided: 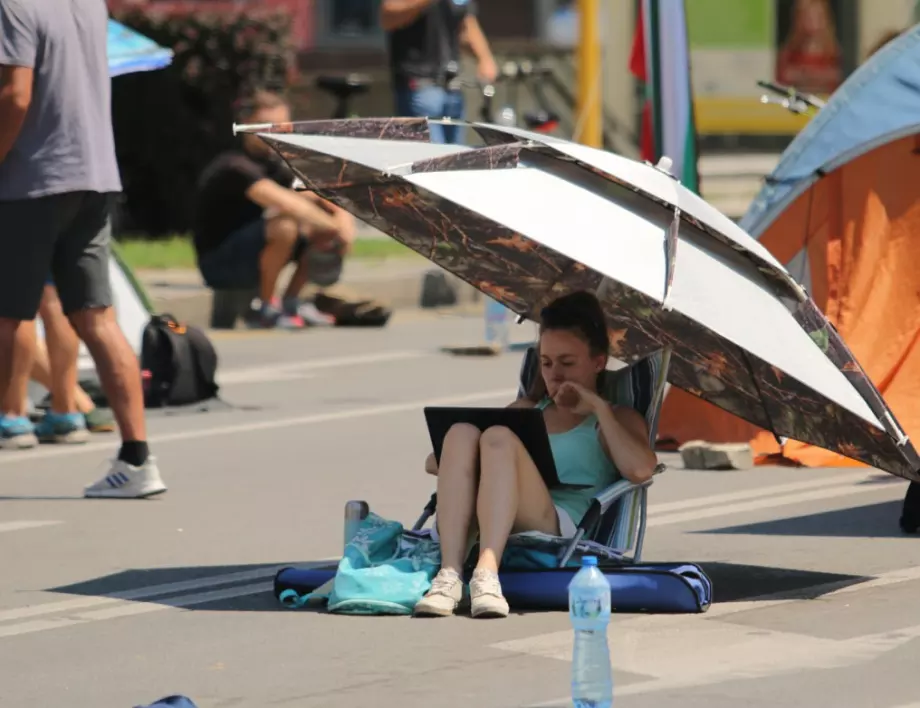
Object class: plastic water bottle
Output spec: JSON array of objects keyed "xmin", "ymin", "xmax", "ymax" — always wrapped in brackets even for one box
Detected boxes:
[
  {"xmin": 484, "ymin": 297, "xmax": 511, "ymax": 351},
  {"xmin": 344, "ymin": 500, "xmax": 369, "ymax": 549},
  {"xmin": 569, "ymin": 556, "xmax": 613, "ymax": 707}
]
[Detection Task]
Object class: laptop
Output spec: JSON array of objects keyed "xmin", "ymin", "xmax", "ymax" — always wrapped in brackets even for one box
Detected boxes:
[{"xmin": 423, "ymin": 407, "xmax": 591, "ymax": 490}]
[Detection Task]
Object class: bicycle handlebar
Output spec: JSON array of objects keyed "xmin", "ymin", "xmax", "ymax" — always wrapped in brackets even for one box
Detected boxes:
[
  {"xmin": 446, "ymin": 59, "xmax": 555, "ymax": 94},
  {"xmin": 756, "ymin": 79, "xmax": 826, "ymax": 110}
]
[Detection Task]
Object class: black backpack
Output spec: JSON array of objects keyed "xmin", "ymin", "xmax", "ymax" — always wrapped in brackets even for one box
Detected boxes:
[{"xmin": 140, "ymin": 314, "xmax": 219, "ymax": 408}]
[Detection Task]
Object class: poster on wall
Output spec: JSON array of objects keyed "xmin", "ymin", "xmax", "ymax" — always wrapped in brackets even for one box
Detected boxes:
[
  {"xmin": 774, "ymin": 0, "xmax": 844, "ymax": 94},
  {"xmin": 686, "ymin": 0, "xmax": 849, "ymax": 135}
]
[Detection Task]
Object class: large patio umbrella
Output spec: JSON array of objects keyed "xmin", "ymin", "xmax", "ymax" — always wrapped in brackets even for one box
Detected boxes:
[
  {"xmin": 239, "ymin": 117, "xmax": 920, "ymax": 482},
  {"xmin": 107, "ymin": 18, "xmax": 174, "ymax": 77}
]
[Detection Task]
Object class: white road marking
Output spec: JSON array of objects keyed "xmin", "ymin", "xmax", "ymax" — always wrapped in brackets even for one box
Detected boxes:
[
  {"xmin": 0, "ymin": 520, "xmax": 62, "ymax": 533},
  {"xmin": 0, "ymin": 582, "xmax": 271, "ymax": 639},
  {"xmin": 0, "ymin": 388, "xmax": 515, "ymax": 466},
  {"xmin": 545, "ymin": 617, "xmax": 920, "ymax": 699},
  {"xmin": 0, "ymin": 472, "xmax": 911, "ymax": 640},
  {"xmin": 219, "ymin": 371, "xmax": 316, "ymax": 385},
  {"xmin": 513, "ymin": 564, "xmax": 920, "ymax": 706},
  {"xmin": 648, "ymin": 474, "xmax": 896, "ymax": 528},
  {"xmin": 0, "ymin": 566, "xmax": 287, "ymax": 623},
  {"xmin": 217, "ymin": 350, "xmax": 429, "ymax": 385},
  {"xmin": 0, "ymin": 560, "xmax": 335, "ymax": 638},
  {"xmin": 648, "ymin": 470, "xmax": 879, "ymax": 514}
]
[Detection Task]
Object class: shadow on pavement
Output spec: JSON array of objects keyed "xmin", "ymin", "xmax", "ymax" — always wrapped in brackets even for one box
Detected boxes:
[
  {"xmin": 45, "ymin": 560, "xmax": 867, "ymax": 613},
  {"xmin": 47, "ymin": 562, "xmax": 322, "ymax": 614},
  {"xmin": 694, "ymin": 500, "xmax": 906, "ymax": 539},
  {"xmin": 697, "ymin": 561, "xmax": 866, "ymax": 603}
]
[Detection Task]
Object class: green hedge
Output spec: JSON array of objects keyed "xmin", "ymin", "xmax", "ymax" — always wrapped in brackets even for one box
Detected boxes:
[{"xmin": 111, "ymin": 6, "xmax": 295, "ymax": 238}]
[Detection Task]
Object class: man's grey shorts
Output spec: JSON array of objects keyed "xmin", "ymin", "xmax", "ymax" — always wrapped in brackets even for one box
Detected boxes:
[{"xmin": 0, "ymin": 190, "xmax": 114, "ymax": 321}]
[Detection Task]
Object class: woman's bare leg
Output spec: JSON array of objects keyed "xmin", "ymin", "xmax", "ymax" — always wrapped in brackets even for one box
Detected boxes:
[
  {"xmin": 32, "ymin": 335, "xmax": 97, "ymax": 415},
  {"xmin": 32, "ymin": 336, "xmax": 101, "ymax": 408},
  {"xmin": 37, "ymin": 285, "xmax": 79, "ymax": 414},
  {"xmin": 413, "ymin": 422, "xmax": 480, "ymax": 617},
  {"xmin": 476, "ymin": 425, "xmax": 560, "ymax": 572},
  {"xmin": 471, "ymin": 425, "xmax": 560, "ymax": 618},
  {"xmin": 434, "ymin": 422, "xmax": 482, "ymax": 573}
]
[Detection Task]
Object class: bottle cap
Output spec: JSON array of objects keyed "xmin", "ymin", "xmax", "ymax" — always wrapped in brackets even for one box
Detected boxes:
[{"xmin": 582, "ymin": 555, "xmax": 598, "ymax": 567}]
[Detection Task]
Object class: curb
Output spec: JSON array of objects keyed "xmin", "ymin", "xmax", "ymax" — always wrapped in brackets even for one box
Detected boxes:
[{"xmin": 143, "ymin": 261, "xmax": 482, "ymax": 329}]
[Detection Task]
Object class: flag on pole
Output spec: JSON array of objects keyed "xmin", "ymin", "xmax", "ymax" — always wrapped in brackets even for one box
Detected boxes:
[{"xmin": 629, "ymin": 0, "xmax": 700, "ymax": 194}]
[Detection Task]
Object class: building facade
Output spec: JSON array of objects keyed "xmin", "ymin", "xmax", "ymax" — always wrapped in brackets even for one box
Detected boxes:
[{"xmin": 108, "ymin": 0, "xmax": 919, "ymax": 152}]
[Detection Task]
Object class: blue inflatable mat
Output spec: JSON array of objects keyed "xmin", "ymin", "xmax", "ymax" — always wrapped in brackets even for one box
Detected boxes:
[
  {"xmin": 273, "ymin": 561, "xmax": 712, "ymax": 613},
  {"xmin": 135, "ymin": 696, "xmax": 198, "ymax": 708}
]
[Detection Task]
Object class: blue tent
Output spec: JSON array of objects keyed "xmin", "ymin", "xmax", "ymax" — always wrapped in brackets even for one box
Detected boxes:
[
  {"xmin": 740, "ymin": 23, "xmax": 920, "ymax": 237},
  {"xmin": 108, "ymin": 18, "xmax": 173, "ymax": 77}
]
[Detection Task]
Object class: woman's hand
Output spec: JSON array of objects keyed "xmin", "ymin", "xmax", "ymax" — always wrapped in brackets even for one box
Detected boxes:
[
  {"xmin": 424, "ymin": 452, "xmax": 438, "ymax": 476},
  {"xmin": 553, "ymin": 381, "xmax": 606, "ymax": 417}
]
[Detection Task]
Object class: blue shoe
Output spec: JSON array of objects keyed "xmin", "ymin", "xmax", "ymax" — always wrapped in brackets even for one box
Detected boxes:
[
  {"xmin": 0, "ymin": 416, "xmax": 38, "ymax": 449},
  {"xmin": 35, "ymin": 411, "xmax": 89, "ymax": 444}
]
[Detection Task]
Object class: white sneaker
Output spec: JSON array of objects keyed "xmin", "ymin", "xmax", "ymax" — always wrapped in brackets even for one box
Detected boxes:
[
  {"xmin": 413, "ymin": 569, "xmax": 464, "ymax": 617},
  {"xmin": 296, "ymin": 301, "xmax": 335, "ymax": 326},
  {"xmin": 470, "ymin": 568, "xmax": 510, "ymax": 618},
  {"xmin": 83, "ymin": 457, "xmax": 167, "ymax": 499}
]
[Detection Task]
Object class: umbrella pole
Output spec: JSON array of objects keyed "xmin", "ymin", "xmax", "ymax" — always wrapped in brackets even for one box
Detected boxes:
[{"xmin": 575, "ymin": 0, "xmax": 602, "ymax": 148}]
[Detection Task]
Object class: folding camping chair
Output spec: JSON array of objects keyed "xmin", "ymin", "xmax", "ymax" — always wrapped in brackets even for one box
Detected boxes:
[
  {"xmin": 273, "ymin": 343, "xmax": 711, "ymax": 612},
  {"xmin": 411, "ymin": 345, "xmax": 672, "ymax": 567}
]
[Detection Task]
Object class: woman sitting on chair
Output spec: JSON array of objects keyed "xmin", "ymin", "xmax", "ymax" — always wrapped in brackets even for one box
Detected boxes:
[{"xmin": 416, "ymin": 290, "xmax": 658, "ymax": 618}]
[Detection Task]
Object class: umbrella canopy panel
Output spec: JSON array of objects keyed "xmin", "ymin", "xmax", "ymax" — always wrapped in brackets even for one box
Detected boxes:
[
  {"xmin": 468, "ymin": 122, "xmax": 794, "ymax": 284},
  {"xmin": 258, "ymin": 130, "xmax": 920, "ymax": 480},
  {"xmin": 107, "ymin": 19, "xmax": 174, "ymax": 78}
]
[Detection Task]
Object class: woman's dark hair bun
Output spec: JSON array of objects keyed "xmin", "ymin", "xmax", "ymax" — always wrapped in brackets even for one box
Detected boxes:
[{"xmin": 539, "ymin": 290, "xmax": 609, "ymax": 356}]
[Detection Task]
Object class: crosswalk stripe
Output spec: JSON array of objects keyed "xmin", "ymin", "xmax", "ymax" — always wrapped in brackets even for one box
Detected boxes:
[{"xmin": 0, "ymin": 521, "xmax": 62, "ymax": 533}]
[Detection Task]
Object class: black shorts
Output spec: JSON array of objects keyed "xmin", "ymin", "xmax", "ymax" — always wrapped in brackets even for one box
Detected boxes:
[
  {"xmin": 0, "ymin": 191, "xmax": 114, "ymax": 320},
  {"xmin": 197, "ymin": 218, "xmax": 311, "ymax": 290}
]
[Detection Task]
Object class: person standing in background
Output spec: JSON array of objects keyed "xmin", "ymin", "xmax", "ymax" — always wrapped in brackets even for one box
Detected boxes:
[
  {"xmin": 381, "ymin": 0, "xmax": 497, "ymax": 144},
  {"xmin": 0, "ymin": 0, "xmax": 166, "ymax": 498}
]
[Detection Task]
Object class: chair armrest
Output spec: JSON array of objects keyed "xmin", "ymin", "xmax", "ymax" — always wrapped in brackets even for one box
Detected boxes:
[
  {"xmin": 594, "ymin": 462, "xmax": 666, "ymax": 514},
  {"xmin": 572, "ymin": 462, "xmax": 666, "ymax": 537}
]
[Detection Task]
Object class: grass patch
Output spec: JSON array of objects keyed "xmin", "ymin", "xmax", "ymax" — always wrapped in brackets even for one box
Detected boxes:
[
  {"xmin": 118, "ymin": 236, "xmax": 196, "ymax": 270},
  {"xmin": 117, "ymin": 233, "xmax": 417, "ymax": 270}
]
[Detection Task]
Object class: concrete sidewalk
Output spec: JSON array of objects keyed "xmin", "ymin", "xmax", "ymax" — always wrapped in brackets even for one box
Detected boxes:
[{"xmin": 141, "ymin": 253, "xmax": 481, "ymax": 328}]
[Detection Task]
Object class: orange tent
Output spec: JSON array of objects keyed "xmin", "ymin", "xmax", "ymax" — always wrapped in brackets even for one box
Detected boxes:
[{"xmin": 657, "ymin": 28, "xmax": 920, "ymax": 468}]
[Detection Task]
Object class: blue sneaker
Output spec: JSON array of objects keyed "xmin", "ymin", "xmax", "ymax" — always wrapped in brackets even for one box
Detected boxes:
[
  {"xmin": 35, "ymin": 411, "xmax": 89, "ymax": 444},
  {"xmin": 0, "ymin": 416, "xmax": 38, "ymax": 449}
]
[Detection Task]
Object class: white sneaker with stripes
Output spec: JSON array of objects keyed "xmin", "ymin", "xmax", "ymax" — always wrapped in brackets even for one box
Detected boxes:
[{"xmin": 83, "ymin": 457, "xmax": 167, "ymax": 499}]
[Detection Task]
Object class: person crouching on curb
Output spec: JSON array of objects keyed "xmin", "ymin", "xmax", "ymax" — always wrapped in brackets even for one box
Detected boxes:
[{"xmin": 193, "ymin": 89, "xmax": 356, "ymax": 330}]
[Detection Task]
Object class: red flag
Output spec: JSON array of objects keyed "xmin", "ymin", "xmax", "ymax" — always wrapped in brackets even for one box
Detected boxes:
[
  {"xmin": 629, "ymin": 1, "xmax": 646, "ymax": 82},
  {"xmin": 629, "ymin": 1, "xmax": 655, "ymax": 162}
]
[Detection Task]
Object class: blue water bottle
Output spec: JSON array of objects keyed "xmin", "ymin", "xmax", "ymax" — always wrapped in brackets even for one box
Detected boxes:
[{"xmin": 568, "ymin": 556, "xmax": 613, "ymax": 707}]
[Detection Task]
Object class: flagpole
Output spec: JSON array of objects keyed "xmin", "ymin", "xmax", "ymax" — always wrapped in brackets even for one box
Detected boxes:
[{"xmin": 576, "ymin": 0, "xmax": 602, "ymax": 147}]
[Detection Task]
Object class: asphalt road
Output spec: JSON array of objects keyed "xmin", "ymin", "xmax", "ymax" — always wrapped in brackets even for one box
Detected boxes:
[{"xmin": 2, "ymin": 310, "xmax": 919, "ymax": 708}]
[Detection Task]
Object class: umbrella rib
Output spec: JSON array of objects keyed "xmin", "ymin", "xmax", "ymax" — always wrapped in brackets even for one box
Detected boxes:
[
  {"xmin": 740, "ymin": 350, "xmax": 786, "ymax": 447},
  {"xmin": 662, "ymin": 206, "xmax": 679, "ymax": 309}
]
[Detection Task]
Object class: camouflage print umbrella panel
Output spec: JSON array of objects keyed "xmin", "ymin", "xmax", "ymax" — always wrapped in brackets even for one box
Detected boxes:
[{"xmin": 242, "ymin": 117, "xmax": 920, "ymax": 482}]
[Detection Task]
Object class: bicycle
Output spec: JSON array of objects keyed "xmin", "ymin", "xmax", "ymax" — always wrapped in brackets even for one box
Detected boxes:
[
  {"xmin": 443, "ymin": 58, "xmax": 560, "ymax": 132},
  {"xmin": 313, "ymin": 58, "xmax": 560, "ymax": 133},
  {"xmin": 315, "ymin": 73, "xmax": 373, "ymax": 119}
]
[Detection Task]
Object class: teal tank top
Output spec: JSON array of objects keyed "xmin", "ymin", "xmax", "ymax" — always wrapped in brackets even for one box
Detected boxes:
[{"xmin": 536, "ymin": 398, "xmax": 619, "ymax": 525}]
